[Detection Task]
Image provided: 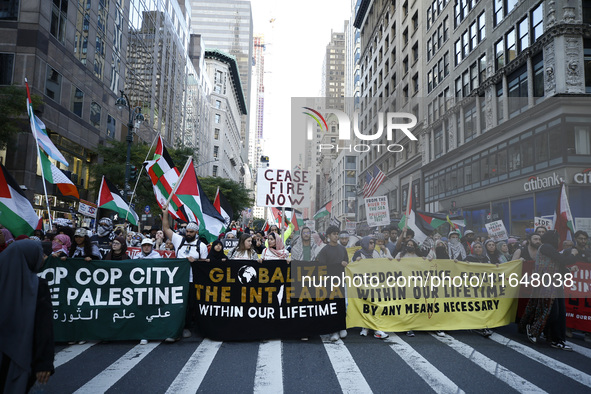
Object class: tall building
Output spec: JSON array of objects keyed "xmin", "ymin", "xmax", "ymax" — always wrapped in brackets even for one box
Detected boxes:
[
  {"xmin": 190, "ymin": 0, "xmax": 253, "ymax": 164},
  {"xmin": 353, "ymin": 0, "xmax": 591, "ymax": 235},
  {"xmin": 248, "ymin": 34, "xmax": 265, "ymax": 181},
  {"xmin": 203, "ymin": 49, "xmax": 248, "ymax": 182}
]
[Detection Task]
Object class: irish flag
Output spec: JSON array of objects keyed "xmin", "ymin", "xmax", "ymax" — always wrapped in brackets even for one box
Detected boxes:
[
  {"xmin": 552, "ymin": 183, "xmax": 575, "ymax": 250},
  {"xmin": 313, "ymin": 201, "xmax": 332, "ymax": 220},
  {"xmin": 175, "ymin": 160, "xmax": 225, "ymax": 242},
  {"xmin": 0, "ymin": 163, "xmax": 41, "ymax": 236},
  {"xmin": 38, "ymin": 148, "xmax": 79, "ymax": 199},
  {"xmin": 97, "ymin": 176, "xmax": 138, "ymax": 226}
]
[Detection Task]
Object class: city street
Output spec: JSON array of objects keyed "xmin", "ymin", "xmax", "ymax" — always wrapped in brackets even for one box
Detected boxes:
[{"xmin": 36, "ymin": 324, "xmax": 591, "ymax": 393}]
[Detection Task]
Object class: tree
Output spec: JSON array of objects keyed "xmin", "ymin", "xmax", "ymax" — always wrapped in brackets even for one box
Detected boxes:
[
  {"xmin": 197, "ymin": 176, "xmax": 254, "ymax": 220},
  {"xmin": 0, "ymin": 85, "xmax": 43, "ymax": 149}
]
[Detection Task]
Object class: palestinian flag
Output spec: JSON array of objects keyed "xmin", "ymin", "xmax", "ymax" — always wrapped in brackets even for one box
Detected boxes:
[
  {"xmin": 313, "ymin": 201, "xmax": 332, "ymax": 220},
  {"xmin": 213, "ymin": 187, "xmax": 232, "ymax": 231},
  {"xmin": 552, "ymin": 183, "xmax": 576, "ymax": 250},
  {"xmin": 97, "ymin": 176, "xmax": 138, "ymax": 226},
  {"xmin": 399, "ymin": 209, "xmax": 466, "ymax": 244},
  {"xmin": 175, "ymin": 160, "xmax": 225, "ymax": 243},
  {"xmin": 38, "ymin": 148, "xmax": 79, "ymax": 198},
  {"xmin": 0, "ymin": 163, "xmax": 41, "ymax": 236},
  {"xmin": 26, "ymin": 80, "xmax": 68, "ymax": 166},
  {"xmin": 397, "ymin": 191, "xmax": 431, "ymax": 244},
  {"xmin": 143, "ymin": 136, "xmax": 192, "ymax": 222}
]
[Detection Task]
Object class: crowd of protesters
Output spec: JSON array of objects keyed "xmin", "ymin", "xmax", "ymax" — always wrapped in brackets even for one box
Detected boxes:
[{"xmin": 2, "ymin": 213, "xmax": 591, "ymax": 390}]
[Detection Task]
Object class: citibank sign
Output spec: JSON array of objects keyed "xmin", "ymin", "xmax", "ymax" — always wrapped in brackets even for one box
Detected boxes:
[
  {"xmin": 574, "ymin": 168, "xmax": 591, "ymax": 184},
  {"xmin": 523, "ymin": 172, "xmax": 564, "ymax": 192}
]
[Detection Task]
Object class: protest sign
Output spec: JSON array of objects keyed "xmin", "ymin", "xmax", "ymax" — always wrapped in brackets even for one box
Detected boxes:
[
  {"xmin": 40, "ymin": 257, "xmax": 189, "ymax": 342},
  {"xmin": 78, "ymin": 199, "xmax": 97, "ymax": 218},
  {"xmin": 256, "ymin": 169, "xmax": 310, "ymax": 208},
  {"xmin": 192, "ymin": 259, "xmax": 345, "ymax": 341},
  {"xmin": 364, "ymin": 196, "xmax": 390, "ymax": 227},
  {"xmin": 534, "ymin": 217, "xmax": 553, "ymax": 230},
  {"xmin": 346, "ymin": 258, "xmax": 522, "ymax": 331},
  {"xmin": 485, "ymin": 220, "xmax": 509, "ymax": 241},
  {"xmin": 126, "ymin": 247, "xmax": 176, "ymax": 258}
]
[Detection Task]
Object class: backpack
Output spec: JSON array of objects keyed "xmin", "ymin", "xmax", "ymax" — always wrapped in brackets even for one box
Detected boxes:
[{"xmin": 177, "ymin": 237, "xmax": 203, "ymax": 259}]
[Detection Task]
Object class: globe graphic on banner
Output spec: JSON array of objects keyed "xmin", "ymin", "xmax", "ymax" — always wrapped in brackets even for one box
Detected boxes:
[{"xmin": 237, "ymin": 266, "xmax": 257, "ymax": 285}]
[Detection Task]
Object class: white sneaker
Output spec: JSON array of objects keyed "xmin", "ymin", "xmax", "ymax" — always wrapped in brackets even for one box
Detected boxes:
[
  {"xmin": 183, "ymin": 329, "xmax": 191, "ymax": 338},
  {"xmin": 360, "ymin": 328, "xmax": 368, "ymax": 336},
  {"xmin": 139, "ymin": 339, "xmax": 148, "ymax": 345},
  {"xmin": 435, "ymin": 331, "xmax": 445, "ymax": 337},
  {"xmin": 330, "ymin": 332, "xmax": 340, "ymax": 342},
  {"xmin": 374, "ymin": 330, "xmax": 389, "ymax": 339},
  {"xmin": 339, "ymin": 330, "xmax": 348, "ymax": 339},
  {"xmin": 164, "ymin": 337, "xmax": 178, "ymax": 343}
]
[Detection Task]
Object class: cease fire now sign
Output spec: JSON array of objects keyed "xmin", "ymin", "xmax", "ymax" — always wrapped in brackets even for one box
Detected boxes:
[{"xmin": 256, "ymin": 169, "xmax": 310, "ymax": 208}]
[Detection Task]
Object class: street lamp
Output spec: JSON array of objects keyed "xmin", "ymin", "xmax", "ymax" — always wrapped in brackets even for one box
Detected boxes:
[{"xmin": 116, "ymin": 90, "xmax": 144, "ymax": 202}]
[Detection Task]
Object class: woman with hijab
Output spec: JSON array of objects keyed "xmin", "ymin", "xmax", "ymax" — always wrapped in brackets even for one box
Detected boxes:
[
  {"xmin": 352, "ymin": 236, "xmax": 378, "ymax": 261},
  {"xmin": 496, "ymin": 241, "xmax": 512, "ymax": 263},
  {"xmin": 520, "ymin": 230, "xmax": 579, "ymax": 350},
  {"xmin": 434, "ymin": 240, "xmax": 450, "ymax": 259},
  {"xmin": 0, "ymin": 240, "xmax": 54, "ymax": 392},
  {"xmin": 154, "ymin": 230, "xmax": 167, "ymax": 251},
  {"xmin": 465, "ymin": 242, "xmax": 491, "ymax": 263},
  {"xmin": 395, "ymin": 239, "xmax": 434, "ymax": 260},
  {"xmin": 0, "ymin": 228, "xmax": 15, "ymax": 253},
  {"xmin": 447, "ymin": 231, "xmax": 466, "ymax": 261},
  {"xmin": 51, "ymin": 234, "xmax": 71, "ymax": 258},
  {"xmin": 261, "ymin": 232, "xmax": 290, "ymax": 260},
  {"xmin": 484, "ymin": 239, "xmax": 502, "ymax": 265},
  {"xmin": 228, "ymin": 234, "xmax": 259, "ymax": 261},
  {"xmin": 104, "ymin": 236, "xmax": 129, "ymax": 260},
  {"xmin": 207, "ymin": 240, "xmax": 228, "ymax": 263}
]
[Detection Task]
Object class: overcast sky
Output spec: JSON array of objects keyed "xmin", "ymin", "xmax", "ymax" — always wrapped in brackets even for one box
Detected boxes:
[{"xmin": 249, "ymin": 0, "xmax": 352, "ymax": 169}]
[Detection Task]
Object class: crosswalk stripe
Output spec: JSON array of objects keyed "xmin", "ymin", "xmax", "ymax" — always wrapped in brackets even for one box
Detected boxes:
[
  {"xmin": 73, "ymin": 342, "xmax": 159, "ymax": 393},
  {"xmin": 431, "ymin": 333, "xmax": 546, "ymax": 393},
  {"xmin": 54, "ymin": 342, "xmax": 97, "ymax": 368},
  {"xmin": 165, "ymin": 339, "xmax": 222, "ymax": 394},
  {"xmin": 385, "ymin": 334, "xmax": 464, "ymax": 394},
  {"xmin": 566, "ymin": 341, "xmax": 591, "ymax": 359},
  {"xmin": 490, "ymin": 333, "xmax": 591, "ymax": 388},
  {"xmin": 321, "ymin": 335, "xmax": 373, "ymax": 393},
  {"xmin": 254, "ymin": 340, "xmax": 283, "ymax": 393}
]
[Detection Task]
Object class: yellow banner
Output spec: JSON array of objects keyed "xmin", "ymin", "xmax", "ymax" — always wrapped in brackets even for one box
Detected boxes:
[{"xmin": 345, "ymin": 258, "xmax": 522, "ymax": 331}]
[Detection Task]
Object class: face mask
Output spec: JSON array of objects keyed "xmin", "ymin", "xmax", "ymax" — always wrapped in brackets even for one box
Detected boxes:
[
  {"xmin": 450, "ymin": 238, "xmax": 459, "ymax": 245},
  {"xmin": 436, "ymin": 246, "xmax": 446, "ymax": 254},
  {"xmin": 406, "ymin": 246, "xmax": 415, "ymax": 253}
]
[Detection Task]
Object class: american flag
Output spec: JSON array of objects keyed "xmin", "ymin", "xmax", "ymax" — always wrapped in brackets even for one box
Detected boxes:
[{"xmin": 363, "ymin": 165, "xmax": 386, "ymax": 198}]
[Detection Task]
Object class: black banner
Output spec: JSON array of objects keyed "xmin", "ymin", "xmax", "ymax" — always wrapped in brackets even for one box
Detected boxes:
[{"xmin": 192, "ymin": 260, "xmax": 346, "ymax": 341}]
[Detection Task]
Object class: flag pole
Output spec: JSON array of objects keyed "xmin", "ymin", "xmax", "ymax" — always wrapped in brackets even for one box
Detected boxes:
[
  {"xmin": 404, "ymin": 175, "xmax": 413, "ymax": 230},
  {"xmin": 125, "ymin": 132, "xmax": 159, "ymax": 222},
  {"xmin": 164, "ymin": 156, "xmax": 192, "ymax": 209},
  {"xmin": 26, "ymin": 78, "xmax": 53, "ymax": 229}
]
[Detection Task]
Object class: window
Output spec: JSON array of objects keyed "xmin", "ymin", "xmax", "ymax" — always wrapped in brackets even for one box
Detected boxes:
[
  {"xmin": 479, "ymin": 95, "xmax": 486, "ymax": 132},
  {"xmin": 412, "ymin": 12, "xmax": 418, "ymax": 31},
  {"xmin": 403, "ymin": 56, "xmax": 409, "ymax": 74},
  {"xmin": 470, "ymin": 22, "xmax": 477, "ymax": 50},
  {"xmin": 455, "ymin": 39, "xmax": 462, "ymax": 66},
  {"xmin": 462, "ymin": 31, "xmax": 469, "ymax": 57},
  {"xmin": 212, "ymin": 165, "xmax": 218, "ymax": 177},
  {"xmin": 45, "ymin": 65, "xmax": 62, "ymax": 102},
  {"xmin": 567, "ymin": 127, "xmax": 591, "ymax": 155},
  {"xmin": 70, "ymin": 86, "xmax": 84, "ymax": 117},
  {"xmin": 531, "ymin": 3, "xmax": 544, "ymax": 42},
  {"xmin": 215, "ymin": 100, "xmax": 221, "ymax": 109},
  {"xmin": 533, "ymin": 52, "xmax": 544, "ymax": 98},
  {"xmin": 478, "ymin": 12, "xmax": 486, "ymax": 41},
  {"xmin": 443, "ymin": 17, "xmax": 449, "ymax": 42},
  {"xmin": 434, "ymin": 127, "xmax": 443, "ymax": 158},
  {"xmin": 462, "ymin": 70, "xmax": 470, "ymax": 96},
  {"xmin": 428, "ymin": 71, "xmax": 433, "ymax": 93},
  {"xmin": 479, "ymin": 54, "xmax": 487, "ymax": 83},
  {"xmin": 506, "ymin": 29, "xmax": 516, "ymax": 63},
  {"xmin": 464, "ymin": 101, "xmax": 477, "ymax": 141},
  {"xmin": 507, "ymin": 65, "xmax": 528, "ymax": 116},
  {"xmin": 535, "ymin": 132, "xmax": 548, "ymax": 163},
  {"xmin": 494, "ymin": 0, "xmax": 503, "ymax": 26},
  {"xmin": 106, "ymin": 114, "xmax": 116, "ymax": 139},
  {"xmin": 548, "ymin": 129, "xmax": 563, "ymax": 161},
  {"xmin": 508, "ymin": 142, "xmax": 521, "ymax": 172},
  {"xmin": 470, "ymin": 62, "xmax": 478, "ymax": 91},
  {"xmin": 90, "ymin": 102, "xmax": 101, "ymax": 128},
  {"xmin": 427, "ymin": 38, "xmax": 433, "ymax": 60},
  {"xmin": 403, "ymin": 28, "xmax": 408, "ymax": 46},
  {"xmin": 412, "ymin": 73, "xmax": 419, "ymax": 94},
  {"xmin": 412, "ymin": 43, "xmax": 419, "ymax": 63},
  {"xmin": 0, "ymin": 0, "xmax": 18, "ymax": 20},
  {"xmin": 495, "ymin": 39, "xmax": 505, "ymax": 70},
  {"xmin": 0, "ymin": 53, "xmax": 14, "ymax": 85},
  {"xmin": 214, "ymin": 113, "xmax": 221, "ymax": 123},
  {"xmin": 214, "ymin": 128, "xmax": 220, "ymax": 140},
  {"xmin": 213, "ymin": 146, "xmax": 219, "ymax": 159},
  {"xmin": 51, "ymin": 0, "xmax": 68, "ymax": 43},
  {"xmin": 518, "ymin": 17, "xmax": 529, "ymax": 52},
  {"xmin": 443, "ymin": 52, "xmax": 450, "ymax": 77}
]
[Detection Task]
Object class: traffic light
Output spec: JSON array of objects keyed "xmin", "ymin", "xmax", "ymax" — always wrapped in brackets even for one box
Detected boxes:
[{"xmin": 130, "ymin": 165, "xmax": 138, "ymax": 181}]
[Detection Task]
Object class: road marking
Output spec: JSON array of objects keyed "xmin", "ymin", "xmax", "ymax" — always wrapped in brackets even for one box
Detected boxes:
[
  {"xmin": 566, "ymin": 341, "xmax": 591, "ymax": 359},
  {"xmin": 166, "ymin": 339, "xmax": 222, "ymax": 394},
  {"xmin": 54, "ymin": 342, "xmax": 97, "ymax": 368},
  {"xmin": 254, "ymin": 340, "xmax": 283, "ymax": 393},
  {"xmin": 490, "ymin": 333, "xmax": 591, "ymax": 388},
  {"xmin": 385, "ymin": 334, "xmax": 463, "ymax": 394},
  {"xmin": 74, "ymin": 342, "xmax": 159, "ymax": 393},
  {"xmin": 431, "ymin": 333, "xmax": 546, "ymax": 393},
  {"xmin": 321, "ymin": 335, "xmax": 373, "ymax": 393}
]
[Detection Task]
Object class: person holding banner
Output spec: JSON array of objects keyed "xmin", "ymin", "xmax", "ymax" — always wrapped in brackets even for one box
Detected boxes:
[
  {"xmin": 261, "ymin": 233, "xmax": 290, "ymax": 261},
  {"xmin": 465, "ymin": 242, "xmax": 491, "ymax": 264},
  {"xmin": 496, "ymin": 241, "xmax": 512, "ymax": 263},
  {"xmin": 521, "ymin": 230, "xmax": 579, "ymax": 350},
  {"xmin": 162, "ymin": 207, "xmax": 208, "ymax": 340},
  {"xmin": 104, "ymin": 237, "xmax": 130, "ymax": 260},
  {"xmin": 133, "ymin": 239, "xmax": 162, "ymax": 259},
  {"xmin": 484, "ymin": 239, "xmax": 503, "ymax": 266},
  {"xmin": 512, "ymin": 233, "xmax": 542, "ymax": 261},
  {"xmin": 67, "ymin": 228, "xmax": 101, "ymax": 261},
  {"xmin": 207, "ymin": 240, "xmax": 228, "ymax": 263},
  {"xmin": 227, "ymin": 234, "xmax": 259, "ymax": 261},
  {"xmin": 447, "ymin": 231, "xmax": 466, "ymax": 261}
]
